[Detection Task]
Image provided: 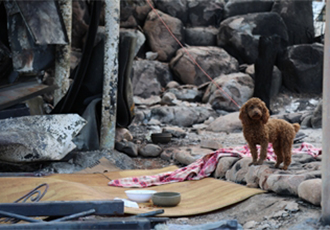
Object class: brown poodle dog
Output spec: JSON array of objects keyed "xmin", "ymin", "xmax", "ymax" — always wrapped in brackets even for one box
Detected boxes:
[{"xmin": 239, "ymin": 97, "xmax": 300, "ymax": 170}]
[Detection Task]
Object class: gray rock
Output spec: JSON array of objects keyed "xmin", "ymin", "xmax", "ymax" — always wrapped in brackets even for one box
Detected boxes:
[
  {"xmin": 200, "ymin": 140, "xmax": 223, "ymax": 150},
  {"xmin": 298, "ymin": 179, "xmax": 322, "ymax": 206},
  {"xmin": 202, "ymin": 73, "xmax": 254, "ymax": 112},
  {"xmin": 115, "ymin": 141, "xmax": 138, "ymax": 157},
  {"xmin": 279, "ymin": 43, "xmax": 323, "ymax": 94},
  {"xmin": 166, "ymin": 85, "xmax": 199, "ymax": 102},
  {"xmin": 185, "ymin": 27, "xmax": 218, "ymax": 46},
  {"xmin": 132, "ymin": 60, "xmax": 173, "ymax": 98},
  {"xmin": 115, "ymin": 128, "xmax": 133, "ymax": 142},
  {"xmin": 144, "ymin": 10, "xmax": 184, "ymax": 62},
  {"xmin": 206, "ymin": 112, "xmax": 242, "ymax": 133},
  {"xmin": 139, "ymin": 144, "xmax": 163, "ymax": 157},
  {"xmin": 271, "ymin": 0, "xmax": 314, "ymax": 45},
  {"xmin": 170, "ymin": 46, "xmax": 239, "ymax": 86},
  {"xmin": 145, "ymin": 51, "xmax": 158, "ymax": 60},
  {"xmin": 300, "ymin": 114, "xmax": 313, "ymax": 129},
  {"xmin": 0, "ymin": 114, "xmax": 86, "ymax": 163},
  {"xmin": 283, "ymin": 113, "xmax": 303, "ymax": 124},
  {"xmin": 225, "ymin": 157, "xmax": 251, "ymax": 184},
  {"xmin": 120, "ymin": 0, "xmax": 152, "ymax": 28},
  {"xmin": 217, "ymin": 12, "xmax": 288, "ymax": 64},
  {"xmin": 166, "ymin": 81, "xmax": 180, "ymax": 89},
  {"xmin": 161, "ymin": 92, "xmax": 178, "ymax": 105},
  {"xmin": 154, "ymin": 0, "xmax": 188, "ymax": 25},
  {"xmin": 174, "ymin": 150, "xmax": 199, "ymax": 165},
  {"xmin": 224, "ymin": 0, "xmax": 274, "ymax": 18},
  {"xmin": 214, "ymin": 157, "xmax": 240, "ymax": 179},
  {"xmin": 150, "ymin": 105, "xmax": 217, "ymax": 127},
  {"xmin": 311, "ymin": 100, "xmax": 322, "ymax": 128},
  {"xmin": 264, "ymin": 171, "xmax": 320, "ymax": 196},
  {"xmin": 187, "ymin": 0, "xmax": 225, "ymax": 27},
  {"xmin": 162, "ymin": 126, "xmax": 187, "ymax": 138}
]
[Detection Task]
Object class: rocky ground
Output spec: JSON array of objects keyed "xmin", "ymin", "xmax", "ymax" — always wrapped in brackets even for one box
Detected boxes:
[{"xmin": 127, "ymin": 125, "xmax": 325, "ymax": 230}]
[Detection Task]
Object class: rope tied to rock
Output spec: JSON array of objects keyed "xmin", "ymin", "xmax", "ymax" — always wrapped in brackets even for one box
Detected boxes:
[{"xmin": 145, "ymin": 0, "xmax": 241, "ymax": 109}]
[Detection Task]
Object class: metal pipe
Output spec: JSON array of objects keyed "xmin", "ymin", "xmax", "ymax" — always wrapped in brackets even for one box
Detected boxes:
[
  {"xmin": 100, "ymin": 0, "xmax": 120, "ymax": 150},
  {"xmin": 322, "ymin": 0, "xmax": 330, "ymax": 224},
  {"xmin": 54, "ymin": 0, "xmax": 72, "ymax": 106},
  {"xmin": 0, "ymin": 210, "xmax": 43, "ymax": 223},
  {"xmin": 50, "ymin": 209, "xmax": 95, "ymax": 222}
]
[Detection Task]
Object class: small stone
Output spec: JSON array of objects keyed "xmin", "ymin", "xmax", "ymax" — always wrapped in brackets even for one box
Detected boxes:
[
  {"xmin": 200, "ymin": 139, "xmax": 223, "ymax": 150},
  {"xmin": 243, "ymin": 220, "xmax": 258, "ymax": 229},
  {"xmin": 145, "ymin": 51, "xmax": 158, "ymax": 60},
  {"xmin": 115, "ymin": 128, "xmax": 133, "ymax": 142},
  {"xmin": 115, "ymin": 141, "xmax": 138, "ymax": 157},
  {"xmin": 161, "ymin": 92, "xmax": 178, "ymax": 105},
  {"xmin": 162, "ymin": 126, "xmax": 187, "ymax": 138},
  {"xmin": 166, "ymin": 81, "xmax": 180, "ymax": 89},
  {"xmin": 138, "ymin": 144, "xmax": 163, "ymax": 157},
  {"xmin": 285, "ymin": 201, "xmax": 300, "ymax": 212},
  {"xmin": 160, "ymin": 147, "xmax": 176, "ymax": 161}
]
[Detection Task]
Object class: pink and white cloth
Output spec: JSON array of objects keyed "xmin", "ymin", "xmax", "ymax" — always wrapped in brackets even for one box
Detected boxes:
[{"xmin": 108, "ymin": 142, "xmax": 321, "ymax": 188}]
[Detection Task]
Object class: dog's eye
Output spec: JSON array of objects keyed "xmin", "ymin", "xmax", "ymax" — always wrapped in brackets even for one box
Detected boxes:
[{"xmin": 250, "ymin": 105, "xmax": 254, "ymax": 109}]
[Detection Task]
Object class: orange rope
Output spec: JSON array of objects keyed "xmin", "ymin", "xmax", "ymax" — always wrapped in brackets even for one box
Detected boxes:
[{"xmin": 145, "ymin": 0, "xmax": 241, "ymax": 109}]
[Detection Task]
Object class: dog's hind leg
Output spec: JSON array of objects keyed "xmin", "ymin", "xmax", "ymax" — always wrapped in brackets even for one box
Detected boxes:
[
  {"xmin": 273, "ymin": 141, "xmax": 283, "ymax": 168},
  {"xmin": 282, "ymin": 144, "xmax": 292, "ymax": 170}
]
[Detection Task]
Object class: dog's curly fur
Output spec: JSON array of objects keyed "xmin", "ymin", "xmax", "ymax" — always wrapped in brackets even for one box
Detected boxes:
[{"xmin": 239, "ymin": 97, "xmax": 300, "ymax": 170}]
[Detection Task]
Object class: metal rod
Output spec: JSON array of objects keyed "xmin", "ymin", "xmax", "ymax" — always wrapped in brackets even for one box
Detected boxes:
[
  {"xmin": 135, "ymin": 209, "xmax": 164, "ymax": 217},
  {"xmin": 100, "ymin": 0, "xmax": 120, "ymax": 150},
  {"xmin": 0, "ymin": 210, "xmax": 43, "ymax": 223},
  {"xmin": 50, "ymin": 209, "xmax": 95, "ymax": 222},
  {"xmin": 54, "ymin": 0, "xmax": 72, "ymax": 106},
  {"xmin": 322, "ymin": 0, "xmax": 330, "ymax": 224}
]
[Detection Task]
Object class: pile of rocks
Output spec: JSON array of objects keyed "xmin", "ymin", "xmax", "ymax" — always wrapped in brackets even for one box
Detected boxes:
[{"xmin": 73, "ymin": 0, "xmax": 326, "ymax": 207}]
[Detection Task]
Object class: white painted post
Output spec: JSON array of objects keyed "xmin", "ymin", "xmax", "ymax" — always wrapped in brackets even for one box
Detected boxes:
[
  {"xmin": 322, "ymin": 0, "xmax": 330, "ymax": 224},
  {"xmin": 100, "ymin": 0, "xmax": 120, "ymax": 150},
  {"xmin": 54, "ymin": 0, "xmax": 72, "ymax": 106}
]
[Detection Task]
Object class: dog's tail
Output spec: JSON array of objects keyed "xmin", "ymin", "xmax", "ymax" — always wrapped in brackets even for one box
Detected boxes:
[{"xmin": 293, "ymin": 123, "xmax": 300, "ymax": 133}]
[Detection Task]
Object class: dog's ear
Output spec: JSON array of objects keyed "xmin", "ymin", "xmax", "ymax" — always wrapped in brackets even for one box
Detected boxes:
[
  {"xmin": 239, "ymin": 102, "xmax": 249, "ymax": 123},
  {"xmin": 261, "ymin": 102, "xmax": 270, "ymax": 124}
]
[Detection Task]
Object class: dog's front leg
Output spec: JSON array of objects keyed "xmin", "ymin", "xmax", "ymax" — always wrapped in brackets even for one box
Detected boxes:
[
  {"xmin": 257, "ymin": 142, "xmax": 268, "ymax": 165},
  {"xmin": 248, "ymin": 144, "xmax": 258, "ymax": 166}
]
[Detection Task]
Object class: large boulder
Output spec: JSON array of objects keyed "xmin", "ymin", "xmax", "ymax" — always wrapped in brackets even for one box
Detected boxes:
[
  {"xmin": 217, "ymin": 12, "xmax": 288, "ymax": 64},
  {"xmin": 170, "ymin": 46, "xmax": 239, "ymax": 86},
  {"xmin": 153, "ymin": 0, "xmax": 189, "ymax": 25},
  {"xmin": 202, "ymin": 72, "xmax": 254, "ymax": 112},
  {"xmin": 132, "ymin": 60, "xmax": 173, "ymax": 98},
  {"xmin": 143, "ymin": 10, "xmax": 184, "ymax": 62},
  {"xmin": 120, "ymin": 0, "xmax": 153, "ymax": 28},
  {"xmin": 224, "ymin": 0, "xmax": 274, "ymax": 19},
  {"xmin": 185, "ymin": 27, "xmax": 219, "ymax": 46},
  {"xmin": 278, "ymin": 43, "xmax": 323, "ymax": 94},
  {"xmin": 187, "ymin": 0, "xmax": 225, "ymax": 27},
  {"xmin": 271, "ymin": 0, "xmax": 314, "ymax": 45},
  {"xmin": 149, "ymin": 105, "xmax": 217, "ymax": 127},
  {"xmin": 206, "ymin": 112, "xmax": 242, "ymax": 133}
]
